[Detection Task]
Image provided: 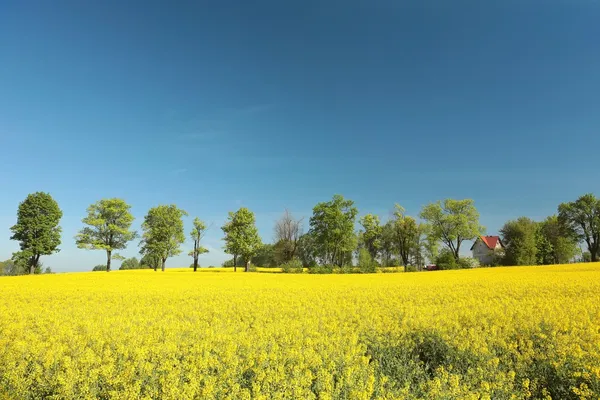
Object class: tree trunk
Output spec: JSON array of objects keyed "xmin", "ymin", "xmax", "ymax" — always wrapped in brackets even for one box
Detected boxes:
[
  {"xmin": 193, "ymin": 257, "xmax": 198, "ymax": 272},
  {"xmin": 245, "ymin": 259, "xmax": 250, "ymax": 272},
  {"xmin": 161, "ymin": 258, "xmax": 166, "ymax": 272},
  {"xmin": 234, "ymin": 255, "xmax": 237, "ymax": 272},
  {"xmin": 154, "ymin": 263, "xmax": 157, "ymax": 272},
  {"xmin": 106, "ymin": 250, "xmax": 112, "ymax": 272},
  {"xmin": 29, "ymin": 256, "xmax": 35, "ymax": 275}
]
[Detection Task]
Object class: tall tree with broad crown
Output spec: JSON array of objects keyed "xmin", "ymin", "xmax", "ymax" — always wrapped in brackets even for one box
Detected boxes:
[
  {"xmin": 10, "ymin": 192, "xmax": 63, "ymax": 274},
  {"xmin": 308, "ymin": 194, "xmax": 358, "ymax": 267},
  {"xmin": 76, "ymin": 198, "xmax": 136, "ymax": 272},
  {"xmin": 558, "ymin": 194, "xmax": 600, "ymax": 262},
  {"xmin": 222, "ymin": 207, "xmax": 262, "ymax": 272},
  {"xmin": 420, "ymin": 198, "xmax": 483, "ymax": 261},
  {"xmin": 140, "ymin": 205, "xmax": 188, "ymax": 271}
]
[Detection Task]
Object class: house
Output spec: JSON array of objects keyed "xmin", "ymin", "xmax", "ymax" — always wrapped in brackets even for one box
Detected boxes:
[{"xmin": 470, "ymin": 236, "xmax": 503, "ymax": 265}]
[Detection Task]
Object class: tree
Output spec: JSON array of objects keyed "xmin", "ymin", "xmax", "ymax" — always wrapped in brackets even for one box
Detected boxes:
[
  {"xmin": 390, "ymin": 204, "xmax": 420, "ymax": 271},
  {"xmin": 221, "ymin": 207, "xmax": 262, "ymax": 272},
  {"xmin": 92, "ymin": 264, "xmax": 107, "ymax": 271},
  {"xmin": 140, "ymin": 205, "xmax": 188, "ymax": 271},
  {"xmin": 0, "ymin": 259, "xmax": 21, "ymax": 276},
  {"xmin": 359, "ymin": 214, "xmax": 382, "ymax": 260},
  {"xmin": 357, "ymin": 248, "xmax": 376, "ymax": 273},
  {"xmin": 119, "ymin": 257, "xmax": 141, "ymax": 270},
  {"xmin": 140, "ymin": 252, "xmax": 161, "ymax": 270},
  {"xmin": 252, "ymin": 244, "xmax": 276, "ymax": 267},
  {"xmin": 558, "ymin": 194, "xmax": 600, "ymax": 261},
  {"xmin": 273, "ymin": 210, "xmax": 303, "ymax": 264},
  {"xmin": 308, "ymin": 195, "xmax": 358, "ymax": 267},
  {"xmin": 380, "ymin": 221, "xmax": 396, "ymax": 267},
  {"xmin": 75, "ymin": 199, "xmax": 136, "ymax": 272},
  {"xmin": 500, "ymin": 217, "xmax": 539, "ymax": 266},
  {"xmin": 10, "ymin": 192, "xmax": 62, "ymax": 274},
  {"xmin": 189, "ymin": 217, "xmax": 209, "ymax": 272},
  {"xmin": 296, "ymin": 233, "xmax": 318, "ymax": 268},
  {"xmin": 539, "ymin": 215, "xmax": 577, "ymax": 264},
  {"xmin": 420, "ymin": 199, "xmax": 483, "ymax": 261}
]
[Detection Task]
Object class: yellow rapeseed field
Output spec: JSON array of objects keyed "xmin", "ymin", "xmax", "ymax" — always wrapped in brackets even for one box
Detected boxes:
[{"xmin": 1, "ymin": 264, "xmax": 599, "ymax": 399}]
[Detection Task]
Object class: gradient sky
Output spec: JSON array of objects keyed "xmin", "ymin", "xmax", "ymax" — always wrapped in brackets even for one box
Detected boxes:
[{"xmin": 1, "ymin": 0, "xmax": 599, "ymax": 271}]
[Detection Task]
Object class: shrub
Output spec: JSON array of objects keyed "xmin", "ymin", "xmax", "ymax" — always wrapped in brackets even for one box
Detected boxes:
[
  {"xmin": 435, "ymin": 249, "xmax": 458, "ymax": 270},
  {"xmin": 308, "ymin": 265, "xmax": 334, "ymax": 274},
  {"xmin": 358, "ymin": 248, "xmax": 377, "ymax": 273},
  {"xmin": 405, "ymin": 265, "xmax": 418, "ymax": 272},
  {"xmin": 92, "ymin": 264, "xmax": 107, "ymax": 272},
  {"xmin": 281, "ymin": 259, "xmax": 303, "ymax": 274},
  {"xmin": 458, "ymin": 257, "xmax": 480, "ymax": 269}
]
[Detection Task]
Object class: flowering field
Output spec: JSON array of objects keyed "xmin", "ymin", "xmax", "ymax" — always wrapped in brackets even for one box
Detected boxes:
[{"xmin": 1, "ymin": 265, "xmax": 599, "ymax": 399}]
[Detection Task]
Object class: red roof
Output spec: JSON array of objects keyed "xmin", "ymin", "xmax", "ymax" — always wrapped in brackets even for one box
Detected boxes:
[
  {"xmin": 471, "ymin": 236, "xmax": 502, "ymax": 250},
  {"xmin": 481, "ymin": 236, "xmax": 500, "ymax": 249}
]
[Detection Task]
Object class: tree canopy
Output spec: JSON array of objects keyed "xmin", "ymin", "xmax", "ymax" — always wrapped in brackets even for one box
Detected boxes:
[
  {"xmin": 140, "ymin": 205, "xmax": 188, "ymax": 271},
  {"xmin": 558, "ymin": 194, "xmax": 600, "ymax": 262},
  {"xmin": 420, "ymin": 198, "xmax": 483, "ymax": 260},
  {"xmin": 10, "ymin": 192, "xmax": 62, "ymax": 274},
  {"xmin": 221, "ymin": 207, "xmax": 262, "ymax": 272},
  {"xmin": 359, "ymin": 214, "xmax": 382, "ymax": 260},
  {"xmin": 308, "ymin": 195, "xmax": 358, "ymax": 267},
  {"xmin": 76, "ymin": 198, "xmax": 136, "ymax": 272}
]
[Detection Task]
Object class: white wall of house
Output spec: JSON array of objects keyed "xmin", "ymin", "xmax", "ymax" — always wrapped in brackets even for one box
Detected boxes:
[{"xmin": 472, "ymin": 239, "xmax": 494, "ymax": 265}]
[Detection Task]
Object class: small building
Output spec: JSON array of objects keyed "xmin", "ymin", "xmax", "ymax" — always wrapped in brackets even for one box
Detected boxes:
[{"xmin": 470, "ymin": 236, "xmax": 503, "ymax": 265}]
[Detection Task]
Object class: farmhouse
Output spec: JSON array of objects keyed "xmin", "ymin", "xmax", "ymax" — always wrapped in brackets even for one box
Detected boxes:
[{"xmin": 471, "ymin": 235, "xmax": 503, "ymax": 265}]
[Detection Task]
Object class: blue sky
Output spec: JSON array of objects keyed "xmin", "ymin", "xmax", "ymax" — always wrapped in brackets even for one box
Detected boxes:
[{"xmin": 1, "ymin": 0, "xmax": 599, "ymax": 271}]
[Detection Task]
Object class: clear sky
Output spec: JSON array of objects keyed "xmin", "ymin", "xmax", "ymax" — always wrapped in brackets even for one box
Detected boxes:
[{"xmin": 1, "ymin": 0, "xmax": 599, "ymax": 272}]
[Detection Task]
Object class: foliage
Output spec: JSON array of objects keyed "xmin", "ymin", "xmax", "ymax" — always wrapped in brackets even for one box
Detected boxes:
[
  {"xmin": 539, "ymin": 215, "xmax": 578, "ymax": 264},
  {"xmin": 435, "ymin": 248, "xmax": 458, "ymax": 270},
  {"xmin": 119, "ymin": 257, "xmax": 147, "ymax": 270},
  {"xmin": 307, "ymin": 264, "xmax": 335, "ymax": 274},
  {"xmin": 189, "ymin": 217, "xmax": 209, "ymax": 272},
  {"xmin": 358, "ymin": 214, "xmax": 382, "ymax": 260},
  {"xmin": 281, "ymin": 259, "xmax": 303, "ymax": 274},
  {"xmin": 10, "ymin": 192, "xmax": 62, "ymax": 274},
  {"xmin": 222, "ymin": 258, "xmax": 245, "ymax": 267},
  {"xmin": 390, "ymin": 204, "xmax": 421, "ymax": 270},
  {"xmin": 308, "ymin": 194, "xmax": 358, "ymax": 267},
  {"xmin": 252, "ymin": 244, "xmax": 276, "ymax": 268},
  {"xmin": 296, "ymin": 233, "xmax": 318, "ymax": 268},
  {"xmin": 140, "ymin": 253, "xmax": 161, "ymax": 270},
  {"xmin": 357, "ymin": 248, "xmax": 377, "ymax": 273},
  {"xmin": 221, "ymin": 207, "xmax": 262, "ymax": 272},
  {"xmin": 140, "ymin": 205, "xmax": 188, "ymax": 271},
  {"xmin": 380, "ymin": 221, "xmax": 396, "ymax": 267},
  {"xmin": 500, "ymin": 217, "xmax": 539, "ymax": 266},
  {"xmin": 76, "ymin": 198, "xmax": 136, "ymax": 272},
  {"xmin": 420, "ymin": 199, "xmax": 483, "ymax": 260},
  {"xmin": 0, "ymin": 259, "xmax": 22, "ymax": 276},
  {"xmin": 558, "ymin": 193, "xmax": 600, "ymax": 261},
  {"xmin": 273, "ymin": 210, "xmax": 303, "ymax": 264},
  {"xmin": 457, "ymin": 257, "xmax": 480, "ymax": 269},
  {"xmin": 92, "ymin": 264, "xmax": 107, "ymax": 271},
  {"xmin": 1, "ymin": 264, "xmax": 599, "ymax": 398}
]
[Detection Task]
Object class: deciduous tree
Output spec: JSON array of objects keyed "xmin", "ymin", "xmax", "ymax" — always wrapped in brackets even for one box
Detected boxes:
[
  {"xmin": 273, "ymin": 210, "xmax": 303, "ymax": 264},
  {"xmin": 420, "ymin": 198, "xmax": 483, "ymax": 261},
  {"xmin": 76, "ymin": 198, "xmax": 136, "ymax": 272},
  {"xmin": 308, "ymin": 195, "xmax": 358, "ymax": 267},
  {"xmin": 390, "ymin": 204, "xmax": 420, "ymax": 271},
  {"xmin": 222, "ymin": 208, "xmax": 262, "ymax": 272},
  {"xmin": 140, "ymin": 205, "xmax": 188, "ymax": 271},
  {"xmin": 189, "ymin": 217, "xmax": 209, "ymax": 272},
  {"xmin": 359, "ymin": 214, "xmax": 382, "ymax": 260},
  {"xmin": 500, "ymin": 217, "xmax": 539, "ymax": 266},
  {"xmin": 10, "ymin": 192, "xmax": 62, "ymax": 274},
  {"xmin": 558, "ymin": 194, "xmax": 600, "ymax": 261}
]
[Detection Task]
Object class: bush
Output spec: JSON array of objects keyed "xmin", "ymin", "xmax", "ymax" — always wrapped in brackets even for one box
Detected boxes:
[
  {"xmin": 92, "ymin": 264, "xmax": 107, "ymax": 272},
  {"xmin": 435, "ymin": 249, "xmax": 458, "ymax": 270},
  {"xmin": 308, "ymin": 265, "xmax": 334, "ymax": 274},
  {"xmin": 358, "ymin": 249, "xmax": 377, "ymax": 273},
  {"xmin": 281, "ymin": 259, "xmax": 303, "ymax": 274},
  {"xmin": 458, "ymin": 257, "xmax": 480, "ymax": 269},
  {"xmin": 405, "ymin": 265, "xmax": 418, "ymax": 272}
]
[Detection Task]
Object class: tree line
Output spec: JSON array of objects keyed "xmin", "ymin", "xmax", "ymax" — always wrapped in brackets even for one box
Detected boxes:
[{"xmin": 2, "ymin": 192, "xmax": 600, "ymax": 275}]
